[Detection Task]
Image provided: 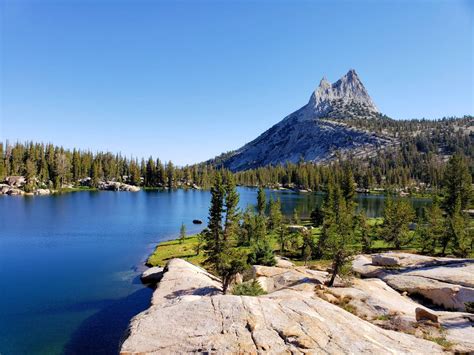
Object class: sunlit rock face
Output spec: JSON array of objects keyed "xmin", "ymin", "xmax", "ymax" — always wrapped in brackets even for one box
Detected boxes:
[{"xmin": 213, "ymin": 70, "xmax": 392, "ymax": 171}]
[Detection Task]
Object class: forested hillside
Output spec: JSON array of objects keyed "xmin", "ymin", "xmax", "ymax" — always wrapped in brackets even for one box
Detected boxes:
[
  {"xmin": 0, "ymin": 142, "xmax": 218, "ymax": 191},
  {"xmin": 233, "ymin": 116, "xmax": 473, "ymax": 191}
]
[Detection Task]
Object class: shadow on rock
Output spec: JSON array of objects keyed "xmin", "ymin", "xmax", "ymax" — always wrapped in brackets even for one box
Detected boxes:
[{"xmin": 62, "ymin": 287, "xmax": 153, "ymax": 355}]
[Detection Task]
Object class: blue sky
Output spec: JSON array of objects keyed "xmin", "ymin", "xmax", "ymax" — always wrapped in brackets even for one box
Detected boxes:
[{"xmin": 1, "ymin": 0, "xmax": 473, "ymax": 165}]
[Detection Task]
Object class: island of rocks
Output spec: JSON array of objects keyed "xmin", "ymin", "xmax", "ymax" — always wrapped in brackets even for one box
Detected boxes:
[{"xmin": 120, "ymin": 252, "xmax": 474, "ymax": 354}]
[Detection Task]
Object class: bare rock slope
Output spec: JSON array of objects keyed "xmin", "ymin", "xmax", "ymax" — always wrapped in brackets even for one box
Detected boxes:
[
  {"xmin": 353, "ymin": 252, "xmax": 474, "ymax": 311},
  {"xmin": 213, "ymin": 70, "xmax": 394, "ymax": 171},
  {"xmin": 120, "ymin": 258, "xmax": 444, "ymax": 354}
]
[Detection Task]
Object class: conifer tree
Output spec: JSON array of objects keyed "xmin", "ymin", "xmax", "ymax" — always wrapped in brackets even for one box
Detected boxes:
[
  {"xmin": 204, "ymin": 172, "xmax": 225, "ymax": 267},
  {"xmin": 257, "ymin": 186, "xmax": 266, "ymax": 216},
  {"xmin": 179, "ymin": 223, "xmax": 186, "ymax": 244},
  {"xmin": 381, "ymin": 196, "xmax": 415, "ymax": 249},
  {"xmin": 416, "ymin": 198, "xmax": 444, "ymax": 255},
  {"xmin": 341, "ymin": 166, "xmax": 356, "ymax": 203},
  {"xmin": 268, "ymin": 197, "xmax": 283, "ymax": 232},
  {"xmin": 223, "ymin": 172, "xmax": 240, "ymax": 241},
  {"xmin": 323, "ymin": 183, "xmax": 359, "ymax": 287},
  {"xmin": 442, "ymin": 154, "xmax": 472, "ymax": 216}
]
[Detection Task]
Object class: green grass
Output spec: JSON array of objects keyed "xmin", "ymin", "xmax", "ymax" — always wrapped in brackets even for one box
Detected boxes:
[
  {"xmin": 424, "ymin": 336, "xmax": 453, "ymax": 350},
  {"xmin": 146, "ymin": 235, "xmax": 205, "ymax": 267}
]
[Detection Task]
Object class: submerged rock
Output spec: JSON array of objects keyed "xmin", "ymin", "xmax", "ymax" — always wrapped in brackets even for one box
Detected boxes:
[
  {"xmin": 120, "ymin": 258, "xmax": 445, "ymax": 354},
  {"xmin": 141, "ymin": 267, "xmax": 164, "ymax": 284}
]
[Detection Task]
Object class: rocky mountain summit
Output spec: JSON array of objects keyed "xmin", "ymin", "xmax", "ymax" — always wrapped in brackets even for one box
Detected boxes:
[
  {"xmin": 212, "ymin": 70, "xmax": 393, "ymax": 171},
  {"xmin": 306, "ymin": 69, "xmax": 378, "ymax": 120},
  {"xmin": 120, "ymin": 255, "xmax": 474, "ymax": 354}
]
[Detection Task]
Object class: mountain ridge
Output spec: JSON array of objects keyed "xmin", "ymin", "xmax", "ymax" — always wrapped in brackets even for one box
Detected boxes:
[{"xmin": 210, "ymin": 70, "xmax": 392, "ymax": 171}]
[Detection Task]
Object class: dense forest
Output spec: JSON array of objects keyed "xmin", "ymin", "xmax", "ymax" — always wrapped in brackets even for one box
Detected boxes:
[
  {"xmin": 0, "ymin": 141, "xmax": 219, "ymax": 191},
  {"xmin": 1, "ymin": 116, "xmax": 472, "ymax": 193},
  {"xmin": 233, "ymin": 116, "xmax": 473, "ymax": 191}
]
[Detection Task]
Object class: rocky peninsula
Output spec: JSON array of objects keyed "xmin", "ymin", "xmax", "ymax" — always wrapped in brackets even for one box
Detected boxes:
[{"xmin": 120, "ymin": 253, "xmax": 474, "ymax": 354}]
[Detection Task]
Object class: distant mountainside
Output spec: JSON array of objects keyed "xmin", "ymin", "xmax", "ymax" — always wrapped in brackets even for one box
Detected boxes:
[
  {"xmin": 210, "ymin": 70, "xmax": 394, "ymax": 171},
  {"xmin": 209, "ymin": 70, "xmax": 472, "ymax": 172}
]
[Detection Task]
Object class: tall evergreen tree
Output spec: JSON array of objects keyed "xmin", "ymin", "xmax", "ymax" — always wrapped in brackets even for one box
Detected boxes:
[
  {"xmin": 257, "ymin": 186, "xmax": 266, "ymax": 216},
  {"xmin": 442, "ymin": 154, "xmax": 472, "ymax": 216},
  {"xmin": 381, "ymin": 196, "xmax": 415, "ymax": 249},
  {"xmin": 223, "ymin": 173, "xmax": 240, "ymax": 241}
]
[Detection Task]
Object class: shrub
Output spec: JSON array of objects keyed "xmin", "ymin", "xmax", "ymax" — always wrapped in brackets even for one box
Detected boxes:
[{"xmin": 232, "ymin": 280, "xmax": 266, "ymax": 296}]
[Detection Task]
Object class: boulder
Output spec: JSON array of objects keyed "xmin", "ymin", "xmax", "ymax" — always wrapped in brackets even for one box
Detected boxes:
[
  {"xmin": 275, "ymin": 256, "xmax": 294, "ymax": 269},
  {"xmin": 354, "ymin": 253, "xmax": 474, "ymax": 312},
  {"xmin": 120, "ymin": 259, "xmax": 444, "ymax": 354},
  {"xmin": 34, "ymin": 189, "xmax": 51, "ymax": 195},
  {"xmin": 98, "ymin": 181, "xmax": 141, "ymax": 192},
  {"xmin": 372, "ymin": 254, "xmax": 400, "ymax": 267},
  {"xmin": 327, "ymin": 277, "xmax": 474, "ymax": 352},
  {"xmin": 415, "ymin": 307, "xmax": 438, "ymax": 323},
  {"xmin": 5, "ymin": 176, "xmax": 26, "ymax": 187},
  {"xmin": 141, "ymin": 266, "xmax": 164, "ymax": 284},
  {"xmin": 352, "ymin": 255, "xmax": 386, "ymax": 278},
  {"xmin": 382, "ymin": 274, "xmax": 474, "ymax": 312},
  {"xmin": 286, "ymin": 225, "xmax": 308, "ymax": 233}
]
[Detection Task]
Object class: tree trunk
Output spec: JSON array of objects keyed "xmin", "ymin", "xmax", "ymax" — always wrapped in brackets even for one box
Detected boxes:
[{"xmin": 328, "ymin": 259, "xmax": 339, "ymax": 287}]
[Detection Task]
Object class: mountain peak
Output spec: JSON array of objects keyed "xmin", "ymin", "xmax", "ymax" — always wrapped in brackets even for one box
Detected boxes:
[{"xmin": 308, "ymin": 69, "xmax": 378, "ymax": 119}]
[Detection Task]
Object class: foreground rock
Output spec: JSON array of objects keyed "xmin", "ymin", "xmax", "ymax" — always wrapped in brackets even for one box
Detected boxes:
[
  {"xmin": 98, "ymin": 181, "xmax": 140, "ymax": 192},
  {"xmin": 327, "ymin": 277, "xmax": 474, "ymax": 352},
  {"xmin": 353, "ymin": 252, "xmax": 474, "ymax": 311},
  {"xmin": 121, "ymin": 259, "xmax": 444, "ymax": 354}
]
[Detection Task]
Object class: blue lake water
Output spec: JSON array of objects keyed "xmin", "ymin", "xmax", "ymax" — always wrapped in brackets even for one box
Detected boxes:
[{"xmin": 0, "ymin": 188, "xmax": 431, "ymax": 354}]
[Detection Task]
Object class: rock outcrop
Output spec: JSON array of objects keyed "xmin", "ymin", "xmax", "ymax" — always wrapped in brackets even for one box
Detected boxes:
[
  {"xmin": 98, "ymin": 181, "xmax": 140, "ymax": 192},
  {"xmin": 121, "ymin": 258, "xmax": 445, "ymax": 354},
  {"xmin": 0, "ymin": 184, "xmax": 25, "ymax": 195},
  {"xmin": 326, "ymin": 277, "xmax": 474, "ymax": 352},
  {"xmin": 353, "ymin": 253, "xmax": 474, "ymax": 311}
]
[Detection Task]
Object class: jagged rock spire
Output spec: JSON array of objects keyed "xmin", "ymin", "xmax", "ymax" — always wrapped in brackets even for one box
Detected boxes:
[{"xmin": 307, "ymin": 69, "xmax": 378, "ymax": 117}]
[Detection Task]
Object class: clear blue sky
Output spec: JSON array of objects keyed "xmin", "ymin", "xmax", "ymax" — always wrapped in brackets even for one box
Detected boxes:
[{"xmin": 1, "ymin": 0, "xmax": 473, "ymax": 165}]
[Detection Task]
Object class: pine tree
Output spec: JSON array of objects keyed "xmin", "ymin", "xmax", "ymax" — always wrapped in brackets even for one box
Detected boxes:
[
  {"xmin": 223, "ymin": 172, "xmax": 240, "ymax": 241},
  {"xmin": 179, "ymin": 223, "xmax": 186, "ymax": 244},
  {"xmin": 268, "ymin": 197, "xmax": 283, "ymax": 232},
  {"xmin": 0, "ymin": 143, "xmax": 5, "ymax": 181},
  {"xmin": 341, "ymin": 166, "xmax": 356, "ymax": 203},
  {"xmin": 442, "ymin": 198, "xmax": 472, "ymax": 256},
  {"xmin": 292, "ymin": 208, "xmax": 300, "ymax": 225},
  {"xmin": 203, "ymin": 172, "xmax": 225, "ymax": 268},
  {"xmin": 381, "ymin": 196, "xmax": 415, "ymax": 249},
  {"xmin": 257, "ymin": 186, "xmax": 266, "ymax": 216},
  {"xmin": 323, "ymin": 184, "xmax": 359, "ymax": 287},
  {"xmin": 416, "ymin": 198, "xmax": 444, "ymax": 255},
  {"xmin": 442, "ymin": 154, "xmax": 472, "ymax": 216},
  {"xmin": 357, "ymin": 211, "xmax": 372, "ymax": 253}
]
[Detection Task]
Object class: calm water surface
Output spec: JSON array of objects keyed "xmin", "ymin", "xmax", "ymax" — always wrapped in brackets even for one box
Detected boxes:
[{"xmin": 0, "ymin": 188, "xmax": 431, "ymax": 354}]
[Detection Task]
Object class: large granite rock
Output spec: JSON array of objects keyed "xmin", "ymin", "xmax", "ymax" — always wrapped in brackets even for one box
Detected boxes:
[
  {"xmin": 327, "ymin": 278, "xmax": 474, "ymax": 352},
  {"xmin": 98, "ymin": 181, "xmax": 140, "ymax": 192},
  {"xmin": 353, "ymin": 253, "xmax": 474, "ymax": 312},
  {"xmin": 120, "ymin": 259, "xmax": 444, "ymax": 354},
  {"xmin": 0, "ymin": 184, "xmax": 25, "ymax": 195},
  {"xmin": 5, "ymin": 175, "xmax": 26, "ymax": 187}
]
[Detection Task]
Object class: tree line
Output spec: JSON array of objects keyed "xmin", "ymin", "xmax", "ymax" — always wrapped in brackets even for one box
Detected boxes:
[
  {"xmin": 0, "ymin": 141, "xmax": 219, "ymax": 191},
  {"xmin": 199, "ymin": 154, "xmax": 472, "ymax": 293}
]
